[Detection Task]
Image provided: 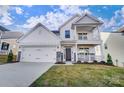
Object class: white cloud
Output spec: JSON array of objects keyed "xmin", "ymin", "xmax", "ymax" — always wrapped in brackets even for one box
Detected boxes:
[
  {"xmin": 0, "ymin": 5, "xmax": 13, "ymax": 25},
  {"xmin": 59, "ymin": 5, "xmax": 91, "ymax": 15},
  {"xmin": 98, "ymin": 6, "xmax": 124, "ymax": 31},
  {"xmin": 21, "ymin": 12, "xmax": 69, "ymax": 30},
  {"xmin": 15, "ymin": 7, "xmax": 24, "ymax": 14},
  {"xmin": 19, "ymin": 5, "xmax": 92, "ymax": 30},
  {"xmin": 98, "ymin": 17, "xmax": 118, "ymax": 31},
  {"xmin": 0, "ymin": 15, "xmax": 13, "ymax": 25},
  {"xmin": 60, "ymin": 5, "xmax": 82, "ymax": 15}
]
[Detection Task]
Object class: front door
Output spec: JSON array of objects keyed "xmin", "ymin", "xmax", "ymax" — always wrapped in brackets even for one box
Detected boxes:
[
  {"xmin": 84, "ymin": 48, "xmax": 89, "ymax": 61},
  {"xmin": 66, "ymin": 48, "xmax": 71, "ymax": 61}
]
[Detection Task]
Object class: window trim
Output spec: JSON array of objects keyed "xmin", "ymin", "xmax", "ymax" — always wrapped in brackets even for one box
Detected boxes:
[
  {"xmin": 65, "ymin": 30, "xmax": 70, "ymax": 38},
  {"xmin": 78, "ymin": 33, "xmax": 88, "ymax": 40}
]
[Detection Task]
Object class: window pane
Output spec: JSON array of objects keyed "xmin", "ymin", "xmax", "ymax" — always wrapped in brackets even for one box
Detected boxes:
[
  {"xmin": 78, "ymin": 33, "xmax": 82, "ymax": 40},
  {"xmin": 1, "ymin": 42, "xmax": 9, "ymax": 50},
  {"xmin": 65, "ymin": 30, "xmax": 70, "ymax": 38},
  {"xmin": 83, "ymin": 33, "xmax": 87, "ymax": 40}
]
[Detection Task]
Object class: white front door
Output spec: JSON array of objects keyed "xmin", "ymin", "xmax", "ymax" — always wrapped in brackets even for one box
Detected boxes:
[{"xmin": 84, "ymin": 48, "xmax": 89, "ymax": 61}]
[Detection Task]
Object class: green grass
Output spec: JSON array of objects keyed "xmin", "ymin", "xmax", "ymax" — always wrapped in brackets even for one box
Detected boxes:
[{"xmin": 31, "ymin": 64, "xmax": 124, "ymax": 87}]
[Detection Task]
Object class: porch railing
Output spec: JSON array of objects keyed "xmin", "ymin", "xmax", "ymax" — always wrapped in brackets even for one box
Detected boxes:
[{"xmin": 78, "ymin": 53, "xmax": 95, "ymax": 61}]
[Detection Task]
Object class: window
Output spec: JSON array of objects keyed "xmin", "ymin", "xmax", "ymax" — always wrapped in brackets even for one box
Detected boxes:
[
  {"xmin": 79, "ymin": 48, "xmax": 89, "ymax": 53},
  {"xmin": 83, "ymin": 33, "xmax": 87, "ymax": 40},
  {"xmin": 104, "ymin": 44, "xmax": 108, "ymax": 49},
  {"xmin": 65, "ymin": 30, "xmax": 70, "ymax": 38},
  {"xmin": 1, "ymin": 42, "xmax": 9, "ymax": 50},
  {"xmin": 78, "ymin": 33, "xmax": 83, "ymax": 40},
  {"xmin": 78, "ymin": 33, "xmax": 88, "ymax": 40}
]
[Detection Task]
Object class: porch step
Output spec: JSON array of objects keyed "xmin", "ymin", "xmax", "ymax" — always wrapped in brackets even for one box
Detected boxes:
[{"xmin": 65, "ymin": 61, "xmax": 74, "ymax": 65}]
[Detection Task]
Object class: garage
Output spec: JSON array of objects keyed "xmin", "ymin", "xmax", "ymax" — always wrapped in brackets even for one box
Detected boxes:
[
  {"xmin": 18, "ymin": 23, "xmax": 60, "ymax": 63},
  {"xmin": 21, "ymin": 47, "xmax": 57, "ymax": 62}
]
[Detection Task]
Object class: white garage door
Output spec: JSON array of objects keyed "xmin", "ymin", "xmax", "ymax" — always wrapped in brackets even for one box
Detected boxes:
[{"xmin": 21, "ymin": 47, "xmax": 56, "ymax": 63}]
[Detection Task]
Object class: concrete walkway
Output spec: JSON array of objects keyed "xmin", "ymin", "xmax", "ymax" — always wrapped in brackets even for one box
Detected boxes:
[{"xmin": 0, "ymin": 62, "xmax": 53, "ymax": 87}]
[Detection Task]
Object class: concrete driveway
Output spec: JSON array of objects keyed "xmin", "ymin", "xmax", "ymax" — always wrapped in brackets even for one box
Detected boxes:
[{"xmin": 0, "ymin": 62, "xmax": 53, "ymax": 87}]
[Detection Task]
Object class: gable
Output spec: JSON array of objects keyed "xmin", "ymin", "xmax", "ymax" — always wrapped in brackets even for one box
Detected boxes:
[
  {"xmin": 74, "ymin": 14, "xmax": 103, "ymax": 24},
  {"xmin": 59, "ymin": 14, "xmax": 80, "ymax": 30},
  {"xmin": 19, "ymin": 23, "xmax": 60, "ymax": 46}
]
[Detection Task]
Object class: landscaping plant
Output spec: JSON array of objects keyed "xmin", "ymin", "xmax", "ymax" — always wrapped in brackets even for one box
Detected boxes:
[
  {"xmin": 7, "ymin": 50, "xmax": 13, "ymax": 63},
  {"xmin": 107, "ymin": 53, "xmax": 113, "ymax": 65}
]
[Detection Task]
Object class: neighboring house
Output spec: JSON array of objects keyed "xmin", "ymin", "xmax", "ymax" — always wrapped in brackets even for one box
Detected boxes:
[
  {"xmin": 18, "ymin": 14, "xmax": 104, "ymax": 63},
  {"xmin": 0, "ymin": 31, "xmax": 23, "ymax": 55},
  {"xmin": 100, "ymin": 28, "xmax": 124, "ymax": 67}
]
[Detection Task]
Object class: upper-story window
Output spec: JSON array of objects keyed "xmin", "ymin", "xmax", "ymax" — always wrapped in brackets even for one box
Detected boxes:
[
  {"xmin": 78, "ymin": 33, "xmax": 88, "ymax": 40},
  {"xmin": 83, "ymin": 33, "xmax": 88, "ymax": 40},
  {"xmin": 65, "ymin": 30, "xmax": 70, "ymax": 38},
  {"xmin": 78, "ymin": 33, "xmax": 83, "ymax": 40}
]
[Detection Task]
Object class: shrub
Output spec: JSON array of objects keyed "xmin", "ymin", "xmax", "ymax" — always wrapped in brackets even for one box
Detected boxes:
[
  {"xmin": 7, "ymin": 50, "xmax": 13, "ymax": 63},
  {"xmin": 107, "ymin": 53, "xmax": 113, "ymax": 65},
  {"xmin": 84, "ymin": 61, "xmax": 88, "ymax": 64},
  {"xmin": 93, "ymin": 60, "xmax": 98, "ymax": 64},
  {"xmin": 100, "ymin": 61, "xmax": 106, "ymax": 64},
  {"xmin": 77, "ymin": 60, "xmax": 82, "ymax": 64},
  {"xmin": 55, "ymin": 61, "xmax": 65, "ymax": 64}
]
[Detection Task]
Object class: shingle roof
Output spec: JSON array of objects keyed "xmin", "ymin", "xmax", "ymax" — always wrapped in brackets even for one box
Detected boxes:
[
  {"xmin": 51, "ymin": 30, "xmax": 60, "ymax": 37},
  {"xmin": 52, "ymin": 30, "xmax": 60, "ymax": 36},
  {"xmin": 1, "ymin": 31, "xmax": 23, "ymax": 39},
  {"xmin": 0, "ymin": 25, "xmax": 9, "ymax": 31},
  {"xmin": 118, "ymin": 26, "xmax": 124, "ymax": 32}
]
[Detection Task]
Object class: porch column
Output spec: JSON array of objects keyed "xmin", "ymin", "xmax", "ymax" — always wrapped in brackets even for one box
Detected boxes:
[
  {"xmin": 75, "ymin": 43, "xmax": 78, "ymax": 62},
  {"xmin": 100, "ymin": 44, "xmax": 104, "ymax": 61},
  {"xmin": 74, "ymin": 25, "xmax": 77, "ymax": 40},
  {"xmin": 74, "ymin": 24, "xmax": 78, "ymax": 62},
  {"xmin": 89, "ymin": 53, "xmax": 90, "ymax": 62}
]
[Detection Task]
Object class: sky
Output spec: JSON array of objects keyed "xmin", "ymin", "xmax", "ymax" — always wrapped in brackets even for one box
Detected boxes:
[{"xmin": 0, "ymin": 5, "xmax": 124, "ymax": 32}]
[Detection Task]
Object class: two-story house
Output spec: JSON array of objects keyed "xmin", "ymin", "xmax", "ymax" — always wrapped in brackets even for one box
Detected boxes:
[
  {"xmin": 59, "ymin": 14, "xmax": 103, "ymax": 62},
  {"xmin": 18, "ymin": 13, "xmax": 104, "ymax": 63}
]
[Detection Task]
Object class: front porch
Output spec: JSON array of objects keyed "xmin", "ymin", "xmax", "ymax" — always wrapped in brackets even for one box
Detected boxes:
[
  {"xmin": 57, "ymin": 43, "xmax": 103, "ymax": 63},
  {"xmin": 77, "ymin": 44, "xmax": 102, "ymax": 62}
]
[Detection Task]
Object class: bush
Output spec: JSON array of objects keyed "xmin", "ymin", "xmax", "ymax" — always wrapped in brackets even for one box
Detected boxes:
[
  {"xmin": 93, "ymin": 60, "xmax": 98, "ymax": 64},
  {"xmin": 83, "ymin": 61, "xmax": 88, "ymax": 64},
  {"xmin": 77, "ymin": 60, "xmax": 82, "ymax": 64},
  {"xmin": 107, "ymin": 53, "xmax": 113, "ymax": 65},
  {"xmin": 7, "ymin": 50, "xmax": 14, "ymax": 63},
  {"xmin": 55, "ymin": 61, "xmax": 65, "ymax": 64},
  {"xmin": 100, "ymin": 61, "xmax": 106, "ymax": 64}
]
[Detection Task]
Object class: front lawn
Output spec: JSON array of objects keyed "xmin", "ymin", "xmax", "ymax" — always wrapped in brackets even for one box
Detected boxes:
[{"xmin": 31, "ymin": 64, "xmax": 124, "ymax": 87}]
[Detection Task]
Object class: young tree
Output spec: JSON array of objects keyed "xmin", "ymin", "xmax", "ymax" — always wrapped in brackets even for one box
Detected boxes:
[
  {"xmin": 7, "ymin": 50, "xmax": 13, "ymax": 63},
  {"xmin": 107, "ymin": 53, "xmax": 113, "ymax": 65}
]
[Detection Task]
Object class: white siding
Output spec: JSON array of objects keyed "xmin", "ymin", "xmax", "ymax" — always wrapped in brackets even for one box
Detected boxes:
[
  {"xmin": 76, "ymin": 16, "xmax": 99, "ymax": 24},
  {"xmin": 20, "ymin": 26, "xmax": 60, "ymax": 46},
  {"xmin": 101, "ymin": 32, "xmax": 124, "ymax": 67},
  {"xmin": 60, "ymin": 16, "xmax": 79, "ymax": 41}
]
